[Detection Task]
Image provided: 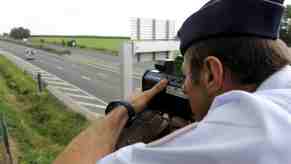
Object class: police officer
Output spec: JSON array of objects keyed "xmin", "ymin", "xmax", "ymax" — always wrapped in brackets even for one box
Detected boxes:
[{"xmin": 54, "ymin": 0, "xmax": 291, "ymax": 163}]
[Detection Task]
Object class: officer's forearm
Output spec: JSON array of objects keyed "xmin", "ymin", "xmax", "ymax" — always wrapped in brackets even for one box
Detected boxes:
[{"xmin": 53, "ymin": 107, "xmax": 129, "ymax": 164}]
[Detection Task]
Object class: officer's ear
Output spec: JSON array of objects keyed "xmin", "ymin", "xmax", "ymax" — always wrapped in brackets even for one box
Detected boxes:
[{"xmin": 201, "ymin": 56, "xmax": 224, "ymax": 96}]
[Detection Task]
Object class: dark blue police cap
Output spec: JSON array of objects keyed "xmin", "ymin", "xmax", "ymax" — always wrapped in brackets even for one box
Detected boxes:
[{"xmin": 178, "ymin": 0, "xmax": 285, "ymax": 55}]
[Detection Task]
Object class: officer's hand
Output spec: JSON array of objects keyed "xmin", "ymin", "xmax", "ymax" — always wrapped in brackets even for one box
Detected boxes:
[{"xmin": 128, "ymin": 79, "xmax": 168, "ymax": 113}]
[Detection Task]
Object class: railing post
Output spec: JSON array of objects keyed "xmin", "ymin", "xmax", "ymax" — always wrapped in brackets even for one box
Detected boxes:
[
  {"xmin": 120, "ymin": 42, "xmax": 134, "ymax": 100},
  {"xmin": 137, "ymin": 18, "xmax": 141, "ymax": 40},
  {"xmin": 37, "ymin": 72, "xmax": 43, "ymax": 93}
]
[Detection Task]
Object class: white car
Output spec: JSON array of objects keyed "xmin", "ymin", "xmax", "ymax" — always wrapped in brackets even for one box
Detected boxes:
[{"xmin": 25, "ymin": 48, "xmax": 36, "ymax": 60}]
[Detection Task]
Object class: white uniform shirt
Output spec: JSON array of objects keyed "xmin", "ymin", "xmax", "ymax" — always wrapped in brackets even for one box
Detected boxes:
[{"xmin": 98, "ymin": 66, "xmax": 291, "ymax": 164}]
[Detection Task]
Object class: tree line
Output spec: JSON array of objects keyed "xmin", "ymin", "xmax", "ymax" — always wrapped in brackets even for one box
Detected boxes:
[{"xmin": 8, "ymin": 27, "xmax": 30, "ymax": 40}]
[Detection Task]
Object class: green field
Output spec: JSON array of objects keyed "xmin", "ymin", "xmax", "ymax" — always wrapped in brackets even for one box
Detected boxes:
[
  {"xmin": 30, "ymin": 36, "xmax": 130, "ymax": 54},
  {"xmin": 0, "ymin": 55, "xmax": 89, "ymax": 163}
]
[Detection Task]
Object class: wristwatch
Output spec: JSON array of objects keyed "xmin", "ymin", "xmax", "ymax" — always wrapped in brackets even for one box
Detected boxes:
[{"xmin": 105, "ymin": 101, "xmax": 136, "ymax": 120}]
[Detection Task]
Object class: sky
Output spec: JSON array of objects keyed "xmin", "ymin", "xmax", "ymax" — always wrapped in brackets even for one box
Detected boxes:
[{"xmin": 1, "ymin": 0, "xmax": 291, "ymax": 37}]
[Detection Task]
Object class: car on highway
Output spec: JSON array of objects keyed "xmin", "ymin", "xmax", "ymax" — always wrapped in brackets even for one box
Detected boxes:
[{"xmin": 25, "ymin": 48, "xmax": 37, "ymax": 60}]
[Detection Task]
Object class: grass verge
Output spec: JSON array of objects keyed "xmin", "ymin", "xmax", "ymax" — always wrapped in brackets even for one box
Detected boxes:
[
  {"xmin": 0, "ymin": 55, "xmax": 89, "ymax": 164},
  {"xmin": 0, "ymin": 38, "xmax": 71, "ymax": 55},
  {"xmin": 30, "ymin": 36, "xmax": 130, "ymax": 55}
]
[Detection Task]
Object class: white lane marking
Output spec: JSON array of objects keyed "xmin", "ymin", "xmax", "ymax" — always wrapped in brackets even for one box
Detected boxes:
[
  {"xmin": 53, "ymin": 86, "xmax": 80, "ymax": 92},
  {"xmin": 1, "ymin": 51, "xmax": 108, "ymax": 106},
  {"xmin": 29, "ymin": 69, "xmax": 49, "ymax": 75},
  {"xmin": 42, "ymin": 76, "xmax": 62, "ymax": 81},
  {"xmin": 36, "ymin": 71, "xmax": 50, "ymax": 75},
  {"xmin": 78, "ymin": 102, "xmax": 107, "ymax": 109},
  {"xmin": 67, "ymin": 93, "xmax": 99, "ymax": 100},
  {"xmin": 33, "ymin": 70, "xmax": 45, "ymax": 73},
  {"xmin": 57, "ymin": 66, "xmax": 63, "ymax": 70},
  {"xmin": 26, "ymin": 67, "xmax": 39, "ymax": 72},
  {"xmin": 87, "ymin": 63, "xmax": 117, "ymax": 73},
  {"xmin": 87, "ymin": 63, "xmax": 142, "ymax": 79},
  {"xmin": 45, "ymin": 81, "xmax": 72, "ymax": 86},
  {"xmin": 40, "ymin": 73, "xmax": 53, "ymax": 77},
  {"xmin": 80, "ymin": 92, "xmax": 107, "ymax": 105},
  {"xmin": 44, "ymin": 79, "xmax": 65, "ymax": 84},
  {"xmin": 96, "ymin": 72, "xmax": 108, "ymax": 79},
  {"xmin": 81, "ymin": 76, "xmax": 91, "ymax": 81}
]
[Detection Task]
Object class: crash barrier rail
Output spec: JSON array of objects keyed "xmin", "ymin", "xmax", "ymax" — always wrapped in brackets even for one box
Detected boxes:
[
  {"xmin": 0, "ymin": 114, "xmax": 13, "ymax": 164},
  {"xmin": 120, "ymin": 40, "xmax": 179, "ymax": 99}
]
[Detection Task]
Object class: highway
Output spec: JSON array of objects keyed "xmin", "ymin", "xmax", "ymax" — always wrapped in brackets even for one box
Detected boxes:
[{"xmin": 0, "ymin": 40, "xmax": 154, "ymax": 105}]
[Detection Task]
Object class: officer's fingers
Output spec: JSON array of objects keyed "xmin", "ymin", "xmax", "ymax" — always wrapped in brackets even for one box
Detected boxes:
[
  {"xmin": 151, "ymin": 79, "xmax": 168, "ymax": 94},
  {"xmin": 145, "ymin": 79, "xmax": 168, "ymax": 99}
]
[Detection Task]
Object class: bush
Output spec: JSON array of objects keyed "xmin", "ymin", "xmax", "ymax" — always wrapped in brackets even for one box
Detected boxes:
[
  {"xmin": 67, "ymin": 40, "xmax": 77, "ymax": 47},
  {"xmin": 0, "ymin": 55, "xmax": 89, "ymax": 163},
  {"xmin": 9, "ymin": 27, "xmax": 30, "ymax": 40},
  {"xmin": 79, "ymin": 45, "xmax": 86, "ymax": 49},
  {"xmin": 61, "ymin": 40, "xmax": 66, "ymax": 47}
]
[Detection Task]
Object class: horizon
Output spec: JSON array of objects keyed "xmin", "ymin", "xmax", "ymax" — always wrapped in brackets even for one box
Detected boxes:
[{"xmin": 1, "ymin": 0, "xmax": 291, "ymax": 37}]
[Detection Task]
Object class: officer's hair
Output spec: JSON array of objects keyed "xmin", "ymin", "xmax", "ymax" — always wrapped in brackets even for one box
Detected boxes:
[{"xmin": 185, "ymin": 37, "xmax": 291, "ymax": 85}]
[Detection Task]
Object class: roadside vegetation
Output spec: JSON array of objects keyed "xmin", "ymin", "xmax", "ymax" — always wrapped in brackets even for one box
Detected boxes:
[
  {"xmin": 0, "ymin": 55, "xmax": 89, "ymax": 164},
  {"xmin": 0, "ymin": 38, "xmax": 71, "ymax": 55},
  {"xmin": 30, "ymin": 36, "xmax": 130, "ymax": 55}
]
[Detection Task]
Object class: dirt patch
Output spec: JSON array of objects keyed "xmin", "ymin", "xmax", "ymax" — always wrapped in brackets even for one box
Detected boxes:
[
  {"xmin": 9, "ymin": 137, "xmax": 20, "ymax": 164},
  {"xmin": 0, "ymin": 143, "xmax": 7, "ymax": 164},
  {"xmin": 0, "ymin": 135, "xmax": 20, "ymax": 164}
]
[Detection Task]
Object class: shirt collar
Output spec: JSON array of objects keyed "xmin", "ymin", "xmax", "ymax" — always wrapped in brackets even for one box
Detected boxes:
[
  {"xmin": 209, "ymin": 65, "xmax": 291, "ymax": 111},
  {"xmin": 257, "ymin": 65, "xmax": 291, "ymax": 91}
]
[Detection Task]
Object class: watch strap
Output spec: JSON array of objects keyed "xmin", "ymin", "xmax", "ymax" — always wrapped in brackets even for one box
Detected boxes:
[{"xmin": 105, "ymin": 101, "xmax": 136, "ymax": 119}]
